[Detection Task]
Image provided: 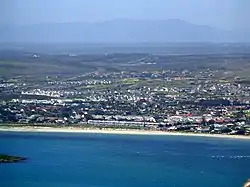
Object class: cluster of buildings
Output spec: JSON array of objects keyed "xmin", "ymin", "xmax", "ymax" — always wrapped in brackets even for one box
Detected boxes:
[{"xmin": 0, "ymin": 68, "xmax": 250, "ymax": 135}]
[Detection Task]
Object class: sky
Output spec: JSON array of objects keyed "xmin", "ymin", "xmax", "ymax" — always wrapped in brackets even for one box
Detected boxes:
[{"xmin": 1, "ymin": 0, "xmax": 250, "ymax": 30}]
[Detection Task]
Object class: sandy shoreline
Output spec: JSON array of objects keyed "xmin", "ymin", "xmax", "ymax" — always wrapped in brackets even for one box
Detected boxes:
[{"xmin": 0, "ymin": 126, "xmax": 250, "ymax": 140}]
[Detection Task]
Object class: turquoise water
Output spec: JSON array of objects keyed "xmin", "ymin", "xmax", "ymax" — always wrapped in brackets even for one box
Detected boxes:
[{"xmin": 0, "ymin": 132, "xmax": 249, "ymax": 187}]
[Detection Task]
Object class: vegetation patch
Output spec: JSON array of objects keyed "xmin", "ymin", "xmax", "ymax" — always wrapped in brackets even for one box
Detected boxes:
[
  {"xmin": 121, "ymin": 78, "xmax": 140, "ymax": 85},
  {"xmin": 0, "ymin": 154, "xmax": 27, "ymax": 163}
]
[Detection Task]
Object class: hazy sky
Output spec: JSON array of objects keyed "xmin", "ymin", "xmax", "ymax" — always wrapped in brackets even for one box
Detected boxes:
[{"xmin": 1, "ymin": 0, "xmax": 249, "ymax": 30}]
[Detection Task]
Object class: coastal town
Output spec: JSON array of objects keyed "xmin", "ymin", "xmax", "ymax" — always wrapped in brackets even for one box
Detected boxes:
[
  {"xmin": 2, "ymin": 2, "xmax": 250, "ymax": 187},
  {"xmin": 0, "ymin": 51, "xmax": 250, "ymax": 136}
]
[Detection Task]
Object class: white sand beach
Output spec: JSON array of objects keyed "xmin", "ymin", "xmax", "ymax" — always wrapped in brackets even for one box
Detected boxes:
[{"xmin": 0, "ymin": 126, "xmax": 250, "ymax": 140}]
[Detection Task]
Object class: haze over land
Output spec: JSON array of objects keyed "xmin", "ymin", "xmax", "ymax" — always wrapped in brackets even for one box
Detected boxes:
[
  {"xmin": 1, "ymin": 19, "xmax": 250, "ymax": 43},
  {"xmin": 1, "ymin": 0, "xmax": 250, "ymax": 43}
]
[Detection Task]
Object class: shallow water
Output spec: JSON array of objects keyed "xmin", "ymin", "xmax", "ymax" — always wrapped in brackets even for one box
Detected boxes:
[{"xmin": 0, "ymin": 132, "xmax": 249, "ymax": 187}]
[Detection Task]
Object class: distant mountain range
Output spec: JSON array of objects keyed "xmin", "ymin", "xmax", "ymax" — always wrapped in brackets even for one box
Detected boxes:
[{"xmin": 0, "ymin": 19, "xmax": 249, "ymax": 43}]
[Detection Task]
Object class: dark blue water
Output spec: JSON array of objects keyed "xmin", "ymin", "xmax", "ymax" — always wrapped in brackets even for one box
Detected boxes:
[{"xmin": 0, "ymin": 132, "xmax": 249, "ymax": 187}]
